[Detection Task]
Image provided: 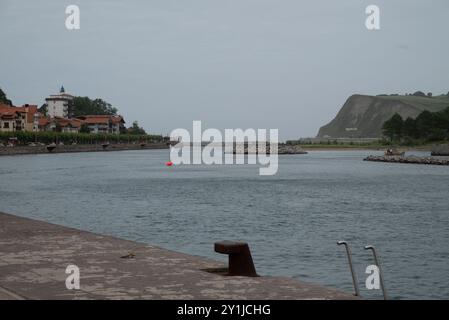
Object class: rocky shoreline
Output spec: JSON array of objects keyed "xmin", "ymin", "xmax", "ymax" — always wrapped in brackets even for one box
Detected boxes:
[
  {"xmin": 364, "ymin": 155, "xmax": 449, "ymax": 166},
  {"xmin": 0, "ymin": 142, "xmax": 168, "ymax": 156}
]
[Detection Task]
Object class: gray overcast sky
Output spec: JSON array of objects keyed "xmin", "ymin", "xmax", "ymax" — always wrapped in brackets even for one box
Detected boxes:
[{"xmin": 1, "ymin": 0, "xmax": 448, "ymax": 139}]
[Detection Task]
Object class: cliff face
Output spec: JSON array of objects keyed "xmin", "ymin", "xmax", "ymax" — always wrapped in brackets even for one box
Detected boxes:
[{"xmin": 317, "ymin": 94, "xmax": 449, "ymax": 138}]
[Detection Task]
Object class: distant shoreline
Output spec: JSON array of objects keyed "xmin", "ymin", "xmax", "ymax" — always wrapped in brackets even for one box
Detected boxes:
[
  {"xmin": 0, "ymin": 142, "xmax": 168, "ymax": 156},
  {"xmin": 0, "ymin": 143, "xmax": 435, "ymax": 156},
  {"xmin": 300, "ymin": 145, "xmax": 432, "ymax": 152}
]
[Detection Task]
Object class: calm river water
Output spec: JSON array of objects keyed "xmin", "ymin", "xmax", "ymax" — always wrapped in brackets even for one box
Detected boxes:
[{"xmin": 1, "ymin": 149, "xmax": 448, "ymax": 299}]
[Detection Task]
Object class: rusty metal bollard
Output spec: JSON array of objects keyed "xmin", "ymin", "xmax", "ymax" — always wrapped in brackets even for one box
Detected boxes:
[{"xmin": 214, "ymin": 241, "xmax": 258, "ymax": 277}]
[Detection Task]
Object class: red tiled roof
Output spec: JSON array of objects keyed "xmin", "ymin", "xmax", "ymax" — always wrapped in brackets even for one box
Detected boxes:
[
  {"xmin": 38, "ymin": 117, "xmax": 84, "ymax": 128},
  {"xmin": 0, "ymin": 104, "xmax": 27, "ymax": 122},
  {"xmin": 33, "ymin": 114, "xmax": 125, "ymax": 129},
  {"xmin": 0, "ymin": 103, "xmax": 13, "ymax": 111},
  {"xmin": 38, "ymin": 118, "xmax": 50, "ymax": 127},
  {"xmin": 0, "ymin": 104, "xmax": 26, "ymax": 114},
  {"xmin": 53, "ymin": 117, "xmax": 84, "ymax": 127},
  {"xmin": 83, "ymin": 118, "xmax": 109, "ymax": 125},
  {"xmin": 75, "ymin": 115, "xmax": 125, "ymax": 125},
  {"xmin": 17, "ymin": 105, "xmax": 39, "ymax": 123},
  {"xmin": 76, "ymin": 115, "xmax": 119, "ymax": 125},
  {"xmin": 111, "ymin": 115, "xmax": 125, "ymax": 124},
  {"xmin": 0, "ymin": 112, "xmax": 16, "ymax": 120}
]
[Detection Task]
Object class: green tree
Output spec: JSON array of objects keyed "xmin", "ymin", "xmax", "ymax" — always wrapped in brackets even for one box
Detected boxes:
[
  {"xmin": 0, "ymin": 87, "xmax": 12, "ymax": 105},
  {"xmin": 415, "ymin": 110, "xmax": 434, "ymax": 139},
  {"xmin": 432, "ymin": 107, "xmax": 449, "ymax": 130},
  {"xmin": 428, "ymin": 128, "xmax": 447, "ymax": 141},
  {"xmin": 71, "ymin": 97, "xmax": 118, "ymax": 117},
  {"xmin": 79, "ymin": 124, "xmax": 91, "ymax": 134},
  {"xmin": 382, "ymin": 113, "xmax": 404, "ymax": 142},
  {"xmin": 54, "ymin": 123, "xmax": 62, "ymax": 133},
  {"xmin": 403, "ymin": 117, "xmax": 418, "ymax": 139},
  {"xmin": 38, "ymin": 103, "xmax": 48, "ymax": 116},
  {"xmin": 91, "ymin": 98, "xmax": 117, "ymax": 115},
  {"xmin": 382, "ymin": 106, "xmax": 449, "ymax": 143},
  {"xmin": 127, "ymin": 121, "xmax": 146, "ymax": 135},
  {"xmin": 412, "ymin": 91, "xmax": 426, "ymax": 97}
]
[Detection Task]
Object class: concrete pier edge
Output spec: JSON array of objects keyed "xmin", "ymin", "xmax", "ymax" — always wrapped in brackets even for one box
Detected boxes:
[
  {"xmin": 0, "ymin": 212, "xmax": 355, "ymax": 300},
  {"xmin": 0, "ymin": 143, "xmax": 168, "ymax": 157}
]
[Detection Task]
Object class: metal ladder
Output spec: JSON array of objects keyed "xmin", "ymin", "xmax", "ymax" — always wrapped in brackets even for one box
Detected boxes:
[{"xmin": 337, "ymin": 241, "xmax": 387, "ymax": 299}]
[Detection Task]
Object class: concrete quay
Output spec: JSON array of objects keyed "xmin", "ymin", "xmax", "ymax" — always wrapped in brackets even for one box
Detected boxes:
[
  {"xmin": 0, "ymin": 142, "xmax": 168, "ymax": 156},
  {"xmin": 0, "ymin": 212, "xmax": 354, "ymax": 300}
]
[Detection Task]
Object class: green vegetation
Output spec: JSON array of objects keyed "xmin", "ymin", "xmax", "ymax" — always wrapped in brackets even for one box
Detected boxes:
[
  {"xmin": 286, "ymin": 139, "xmax": 386, "ymax": 149},
  {"xmin": 79, "ymin": 123, "xmax": 90, "ymax": 134},
  {"xmin": 382, "ymin": 113, "xmax": 405, "ymax": 141},
  {"xmin": 127, "ymin": 121, "xmax": 147, "ymax": 135},
  {"xmin": 0, "ymin": 87, "xmax": 12, "ymax": 105},
  {"xmin": 0, "ymin": 131, "xmax": 164, "ymax": 145},
  {"xmin": 318, "ymin": 91, "xmax": 449, "ymax": 139},
  {"xmin": 284, "ymin": 140, "xmax": 439, "ymax": 150},
  {"xmin": 301, "ymin": 143, "xmax": 383, "ymax": 149},
  {"xmin": 376, "ymin": 93, "xmax": 449, "ymax": 113},
  {"xmin": 382, "ymin": 106, "xmax": 449, "ymax": 144},
  {"xmin": 70, "ymin": 97, "xmax": 118, "ymax": 116}
]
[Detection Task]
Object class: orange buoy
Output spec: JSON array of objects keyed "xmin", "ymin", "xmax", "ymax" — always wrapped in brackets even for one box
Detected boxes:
[{"xmin": 166, "ymin": 161, "xmax": 173, "ymax": 166}]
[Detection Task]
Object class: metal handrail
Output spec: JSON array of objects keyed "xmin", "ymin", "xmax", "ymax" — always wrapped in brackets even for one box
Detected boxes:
[
  {"xmin": 337, "ymin": 241, "xmax": 360, "ymax": 296},
  {"xmin": 364, "ymin": 245, "xmax": 387, "ymax": 300}
]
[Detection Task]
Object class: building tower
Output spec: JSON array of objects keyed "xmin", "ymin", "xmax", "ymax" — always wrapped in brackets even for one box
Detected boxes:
[{"xmin": 45, "ymin": 85, "xmax": 74, "ymax": 118}]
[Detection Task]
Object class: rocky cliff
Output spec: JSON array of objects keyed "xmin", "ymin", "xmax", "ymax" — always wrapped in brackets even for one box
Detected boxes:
[{"xmin": 317, "ymin": 94, "xmax": 449, "ymax": 138}]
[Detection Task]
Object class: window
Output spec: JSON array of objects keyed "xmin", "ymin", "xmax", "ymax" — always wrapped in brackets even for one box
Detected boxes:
[{"xmin": 4, "ymin": 122, "xmax": 9, "ymax": 128}]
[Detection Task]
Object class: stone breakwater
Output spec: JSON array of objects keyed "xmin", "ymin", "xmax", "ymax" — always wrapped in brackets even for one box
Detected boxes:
[
  {"xmin": 233, "ymin": 144, "xmax": 308, "ymax": 155},
  {"xmin": 0, "ymin": 142, "xmax": 168, "ymax": 156},
  {"xmin": 278, "ymin": 144, "xmax": 308, "ymax": 154},
  {"xmin": 364, "ymin": 155, "xmax": 449, "ymax": 166}
]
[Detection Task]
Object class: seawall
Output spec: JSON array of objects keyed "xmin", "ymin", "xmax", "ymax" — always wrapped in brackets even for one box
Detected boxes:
[{"xmin": 0, "ymin": 142, "xmax": 168, "ymax": 156}]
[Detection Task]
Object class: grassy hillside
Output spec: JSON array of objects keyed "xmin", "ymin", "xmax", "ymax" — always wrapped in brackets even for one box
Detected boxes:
[
  {"xmin": 376, "ymin": 95, "xmax": 449, "ymax": 113},
  {"xmin": 317, "ymin": 94, "xmax": 449, "ymax": 138}
]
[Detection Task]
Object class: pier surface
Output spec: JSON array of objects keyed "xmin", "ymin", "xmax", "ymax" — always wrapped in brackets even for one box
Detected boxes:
[{"xmin": 0, "ymin": 212, "xmax": 354, "ymax": 300}]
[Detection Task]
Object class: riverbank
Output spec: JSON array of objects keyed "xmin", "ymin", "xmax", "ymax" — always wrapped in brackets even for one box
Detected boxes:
[
  {"xmin": 0, "ymin": 142, "xmax": 168, "ymax": 156},
  {"xmin": 0, "ymin": 143, "xmax": 436, "ymax": 156},
  {"xmin": 0, "ymin": 212, "xmax": 354, "ymax": 300}
]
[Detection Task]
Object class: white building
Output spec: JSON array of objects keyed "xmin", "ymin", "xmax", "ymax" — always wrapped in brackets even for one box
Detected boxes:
[
  {"xmin": 76, "ymin": 115, "xmax": 125, "ymax": 134},
  {"xmin": 45, "ymin": 86, "xmax": 74, "ymax": 118}
]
